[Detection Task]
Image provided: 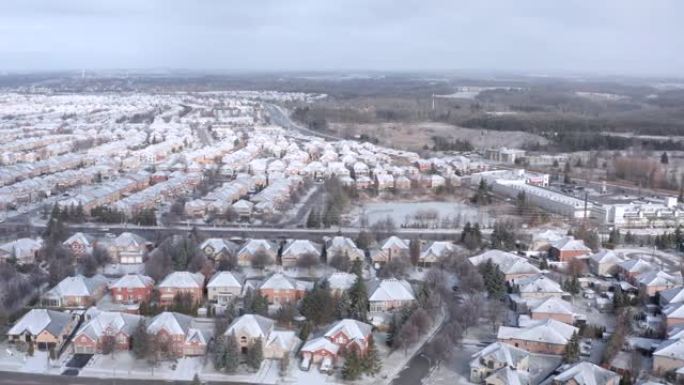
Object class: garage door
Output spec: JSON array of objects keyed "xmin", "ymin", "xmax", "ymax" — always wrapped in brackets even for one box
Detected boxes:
[{"xmin": 73, "ymin": 345, "xmax": 95, "ymax": 354}]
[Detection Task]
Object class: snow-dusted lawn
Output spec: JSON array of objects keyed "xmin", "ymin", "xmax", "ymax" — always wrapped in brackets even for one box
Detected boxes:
[{"xmin": 0, "ymin": 343, "xmax": 26, "ymax": 372}]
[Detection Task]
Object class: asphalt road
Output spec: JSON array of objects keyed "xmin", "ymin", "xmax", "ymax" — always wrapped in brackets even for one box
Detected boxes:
[
  {"xmin": 264, "ymin": 103, "xmax": 342, "ymax": 141},
  {"xmin": 391, "ymin": 353, "xmax": 432, "ymax": 385},
  {"xmin": 0, "ymin": 371, "xmax": 252, "ymax": 385}
]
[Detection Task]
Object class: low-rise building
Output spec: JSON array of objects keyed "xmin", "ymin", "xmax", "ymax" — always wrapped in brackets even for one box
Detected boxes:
[
  {"xmin": 237, "ymin": 239, "xmax": 278, "ymax": 267},
  {"xmin": 497, "ymin": 318, "xmax": 577, "ymax": 355},
  {"xmin": 42, "ymin": 274, "xmax": 108, "ymax": 308},
  {"xmin": 589, "ymin": 250, "xmax": 624, "ymax": 277},
  {"xmin": 469, "ymin": 342, "xmax": 530, "ymax": 384},
  {"xmin": 146, "ymin": 312, "xmax": 213, "ymax": 357},
  {"xmin": 207, "ymin": 271, "xmax": 244, "ymax": 305},
  {"xmin": 72, "ymin": 308, "xmax": 144, "ymax": 354},
  {"xmin": 259, "ymin": 273, "xmax": 312, "ymax": 305},
  {"xmin": 109, "ymin": 274, "xmax": 155, "ymax": 305},
  {"xmin": 281, "ymin": 239, "xmax": 322, "ymax": 268},
  {"xmin": 368, "ymin": 278, "xmax": 415, "ymax": 313},
  {"xmin": 548, "ymin": 236, "xmax": 591, "ymax": 262},
  {"xmin": 158, "ymin": 271, "xmax": 205, "ymax": 306},
  {"xmin": 325, "ymin": 236, "xmax": 364, "ymax": 262},
  {"xmin": 552, "ymin": 362, "xmax": 620, "ymax": 385},
  {"xmin": 7, "ymin": 309, "xmax": 77, "ymax": 352}
]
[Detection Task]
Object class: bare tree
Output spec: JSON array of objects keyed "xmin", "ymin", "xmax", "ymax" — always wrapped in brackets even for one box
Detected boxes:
[
  {"xmin": 328, "ymin": 253, "xmax": 351, "ymax": 272},
  {"xmin": 251, "ymin": 251, "xmax": 273, "ymax": 269},
  {"xmin": 100, "ymin": 331, "xmax": 117, "ymax": 356},
  {"xmin": 296, "ymin": 252, "xmax": 320, "ymax": 269},
  {"xmin": 378, "ymin": 256, "xmax": 411, "ymax": 278}
]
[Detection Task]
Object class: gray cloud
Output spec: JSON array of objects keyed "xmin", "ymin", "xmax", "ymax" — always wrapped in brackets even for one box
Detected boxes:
[{"xmin": 0, "ymin": 0, "xmax": 682, "ymax": 76}]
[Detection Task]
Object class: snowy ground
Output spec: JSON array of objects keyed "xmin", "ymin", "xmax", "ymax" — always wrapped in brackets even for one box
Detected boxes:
[{"xmin": 360, "ymin": 201, "xmax": 492, "ymax": 228}]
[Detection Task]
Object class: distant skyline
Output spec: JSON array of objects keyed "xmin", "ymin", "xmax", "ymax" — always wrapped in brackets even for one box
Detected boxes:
[{"xmin": 1, "ymin": 0, "xmax": 682, "ymax": 77}]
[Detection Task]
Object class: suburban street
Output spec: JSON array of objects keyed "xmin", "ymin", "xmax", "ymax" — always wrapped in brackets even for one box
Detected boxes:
[{"xmin": 0, "ymin": 371, "xmax": 251, "ymax": 385}]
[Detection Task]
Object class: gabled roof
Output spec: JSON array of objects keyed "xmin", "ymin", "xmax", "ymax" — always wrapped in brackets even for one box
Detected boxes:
[
  {"xmin": 207, "ymin": 271, "xmax": 244, "ymax": 289},
  {"xmin": 110, "ymin": 274, "xmax": 154, "ymax": 289},
  {"xmin": 531, "ymin": 297, "xmax": 574, "ymax": 316},
  {"xmin": 485, "ymin": 367, "xmax": 530, "ymax": 385},
  {"xmin": 47, "ymin": 274, "xmax": 108, "ymax": 298},
  {"xmin": 516, "ymin": 275, "xmax": 564, "ymax": 295},
  {"xmin": 260, "ymin": 273, "xmax": 311, "ymax": 291},
  {"xmin": 553, "ymin": 362, "xmax": 619, "ymax": 385},
  {"xmin": 590, "ymin": 250, "xmax": 623, "ymax": 265},
  {"xmin": 282, "ymin": 239, "xmax": 321, "ymax": 257},
  {"xmin": 200, "ymin": 238, "xmax": 239, "ymax": 254},
  {"xmin": 326, "ymin": 272, "xmax": 357, "ymax": 292},
  {"xmin": 380, "ymin": 236, "xmax": 409, "ymax": 250},
  {"xmin": 660, "ymin": 286, "xmax": 684, "ymax": 305},
  {"xmin": 664, "ymin": 302, "xmax": 684, "ymax": 319},
  {"xmin": 469, "ymin": 341, "xmax": 529, "ymax": 369},
  {"xmin": 158, "ymin": 271, "xmax": 204, "ymax": 289},
  {"xmin": 420, "ymin": 241, "xmax": 455, "ymax": 259},
  {"xmin": 498, "ymin": 319, "xmax": 577, "ymax": 345},
  {"xmin": 618, "ymin": 258, "xmax": 654, "ymax": 274},
  {"xmin": 368, "ymin": 279, "xmax": 415, "ymax": 302},
  {"xmin": 225, "ymin": 314, "xmax": 274, "ymax": 339},
  {"xmin": 238, "ymin": 239, "xmax": 278, "ymax": 255},
  {"xmin": 265, "ymin": 330, "xmax": 301, "ymax": 351},
  {"xmin": 76, "ymin": 308, "xmax": 142, "ymax": 340},
  {"xmin": 551, "ymin": 236, "xmax": 591, "ymax": 252},
  {"xmin": 300, "ymin": 336, "xmax": 340, "ymax": 354},
  {"xmin": 8, "ymin": 309, "xmax": 72, "ymax": 337},
  {"xmin": 636, "ymin": 270, "xmax": 678, "ymax": 287},
  {"xmin": 326, "ymin": 236, "xmax": 362, "ymax": 255},
  {"xmin": 63, "ymin": 232, "xmax": 95, "ymax": 246},
  {"xmin": 324, "ymin": 319, "xmax": 372, "ymax": 342},
  {"xmin": 147, "ymin": 312, "xmax": 193, "ymax": 336},
  {"xmin": 469, "ymin": 249, "xmax": 523, "ymax": 267},
  {"xmin": 113, "ymin": 232, "xmax": 149, "ymax": 248}
]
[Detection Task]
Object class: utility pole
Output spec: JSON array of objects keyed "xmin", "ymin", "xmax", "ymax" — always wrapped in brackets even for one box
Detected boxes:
[{"xmin": 583, "ymin": 192, "xmax": 588, "ymax": 224}]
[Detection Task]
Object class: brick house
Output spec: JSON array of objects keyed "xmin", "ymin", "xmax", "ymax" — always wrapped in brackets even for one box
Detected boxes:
[
  {"xmin": 72, "ymin": 308, "xmax": 143, "ymax": 354},
  {"xmin": 7, "ymin": 309, "xmax": 77, "ymax": 352},
  {"xmin": 548, "ymin": 236, "xmax": 591, "ymax": 262},
  {"xmin": 552, "ymin": 362, "xmax": 620, "ymax": 385},
  {"xmin": 653, "ymin": 339, "xmax": 684, "ymax": 374},
  {"xmin": 42, "ymin": 274, "xmax": 108, "ymax": 308},
  {"xmin": 664, "ymin": 302, "xmax": 684, "ymax": 328},
  {"xmin": 157, "ymin": 271, "xmax": 205, "ymax": 307},
  {"xmin": 497, "ymin": 319, "xmax": 577, "ymax": 355},
  {"xmin": 62, "ymin": 232, "xmax": 96, "ymax": 256},
  {"xmin": 529, "ymin": 297, "xmax": 576, "ymax": 325},
  {"xmin": 106, "ymin": 232, "xmax": 151, "ymax": 264},
  {"xmin": 258, "ymin": 273, "xmax": 312, "ymax": 305},
  {"xmin": 237, "ymin": 239, "xmax": 278, "ymax": 267},
  {"xmin": 636, "ymin": 270, "xmax": 678, "ymax": 297},
  {"xmin": 371, "ymin": 236, "xmax": 409, "ymax": 265},
  {"xmin": 207, "ymin": 271, "xmax": 244, "ymax": 305},
  {"xmin": 109, "ymin": 274, "xmax": 155, "ymax": 305},
  {"xmin": 367, "ymin": 279, "xmax": 415, "ymax": 313},
  {"xmin": 469, "ymin": 342, "xmax": 530, "ymax": 383},
  {"xmin": 146, "ymin": 312, "xmax": 213, "ymax": 358},
  {"xmin": 280, "ymin": 239, "xmax": 322, "ymax": 268},
  {"xmin": 469, "ymin": 250, "xmax": 541, "ymax": 283}
]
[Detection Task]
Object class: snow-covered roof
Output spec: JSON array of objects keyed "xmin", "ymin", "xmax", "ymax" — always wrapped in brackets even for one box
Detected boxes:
[
  {"xmin": 368, "ymin": 279, "xmax": 415, "ymax": 302},
  {"xmin": 551, "ymin": 236, "xmax": 591, "ymax": 252},
  {"xmin": 147, "ymin": 312, "xmax": 193, "ymax": 336},
  {"xmin": 470, "ymin": 341, "xmax": 529, "ymax": 369},
  {"xmin": 664, "ymin": 302, "xmax": 684, "ymax": 319},
  {"xmin": 516, "ymin": 274, "xmax": 564, "ymax": 295},
  {"xmin": 531, "ymin": 297, "xmax": 574, "ymax": 316},
  {"xmin": 590, "ymin": 250, "xmax": 623, "ymax": 265},
  {"xmin": 260, "ymin": 273, "xmax": 312, "ymax": 291},
  {"xmin": 207, "ymin": 271, "xmax": 244, "ymax": 289},
  {"xmin": 498, "ymin": 319, "xmax": 577, "ymax": 345},
  {"xmin": 110, "ymin": 274, "xmax": 154, "ymax": 289},
  {"xmin": 380, "ymin": 236, "xmax": 409, "ymax": 250},
  {"xmin": 618, "ymin": 258, "xmax": 655, "ymax": 274},
  {"xmin": 76, "ymin": 308, "xmax": 142, "ymax": 340},
  {"xmin": 8, "ymin": 309, "xmax": 72, "ymax": 337},
  {"xmin": 47, "ymin": 274, "xmax": 108, "ymax": 298},
  {"xmin": 265, "ymin": 330, "xmax": 301, "ymax": 351},
  {"xmin": 326, "ymin": 272, "xmax": 357, "ymax": 292},
  {"xmin": 636, "ymin": 270, "xmax": 678, "ymax": 288},
  {"xmin": 63, "ymin": 232, "xmax": 95, "ymax": 247},
  {"xmin": 158, "ymin": 271, "xmax": 204, "ymax": 289},
  {"xmin": 553, "ymin": 362, "xmax": 619, "ymax": 385},
  {"xmin": 282, "ymin": 239, "xmax": 321, "ymax": 257},
  {"xmin": 660, "ymin": 286, "xmax": 684, "ymax": 305},
  {"xmin": 238, "ymin": 239, "xmax": 278, "ymax": 255},
  {"xmin": 113, "ymin": 232, "xmax": 149, "ymax": 248},
  {"xmin": 225, "ymin": 314, "xmax": 274, "ymax": 339},
  {"xmin": 486, "ymin": 367, "xmax": 530, "ymax": 385},
  {"xmin": 324, "ymin": 319, "xmax": 372, "ymax": 342},
  {"xmin": 300, "ymin": 336, "xmax": 340, "ymax": 354},
  {"xmin": 200, "ymin": 238, "xmax": 238, "ymax": 255}
]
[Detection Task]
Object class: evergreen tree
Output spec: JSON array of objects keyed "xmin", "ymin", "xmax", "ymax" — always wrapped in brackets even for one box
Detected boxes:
[
  {"xmin": 246, "ymin": 338, "xmax": 264, "ymax": 370},
  {"xmin": 348, "ymin": 272, "xmax": 369, "ymax": 322},
  {"xmin": 386, "ymin": 313, "xmax": 398, "ymax": 347},
  {"xmin": 342, "ymin": 349, "xmax": 362, "ymax": 380},
  {"xmin": 213, "ymin": 339, "xmax": 226, "ymax": 370},
  {"xmin": 306, "ymin": 208, "xmax": 321, "ymax": 228},
  {"xmin": 608, "ymin": 228, "xmax": 621, "ymax": 245},
  {"xmin": 224, "ymin": 333, "xmax": 239, "ymax": 373},
  {"xmin": 190, "ymin": 374, "xmax": 201, "ymax": 385},
  {"xmin": 460, "ymin": 222, "xmax": 472, "ymax": 243},
  {"xmin": 362, "ymin": 339, "xmax": 382, "ymax": 376},
  {"xmin": 563, "ymin": 332, "xmax": 580, "ymax": 363},
  {"xmin": 539, "ymin": 257, "xmax": 549, "ymax": 270},
  {"xmin": 661, "ymin": 152, "xmax": 669, "ymax": 165},
  {"xmin": 131, "ymin": 320, "xmax": 149, "ymax": 359},
  {"xmin": 471, "ymin": 180, "xmax": 492, "ymax": 205},
  {"xmin": 409, "ymin": 238, "xmax": 421, "ymax": 266},
  {"xmin": 300, "ymin": 281, "xmax": 335, "ymax": 326}
]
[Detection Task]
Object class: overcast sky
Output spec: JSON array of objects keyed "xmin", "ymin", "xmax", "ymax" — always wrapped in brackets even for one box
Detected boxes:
[{"xmin": 1, "ymin": 0, "xmax": 682, "ymax": 76}]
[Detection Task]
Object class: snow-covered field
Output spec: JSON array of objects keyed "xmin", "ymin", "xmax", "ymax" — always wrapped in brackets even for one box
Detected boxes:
[{"xmin": 362, "ymin": 201, "xmax": 492, "ymax": 228}]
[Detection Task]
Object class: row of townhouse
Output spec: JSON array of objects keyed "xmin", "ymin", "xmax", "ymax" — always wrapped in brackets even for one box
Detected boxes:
[
  {"xmin": 0, "ymin": 165, "xmax": 115, "ymax": 208},
  {"xmin": 110, "ymin": 172, "xmax": 202, "ymax": 217},
  {"xmin": 57, "ymin": 172, "xmax": 151, "ymax": 213},
  {"xmin": 184, "ymin": 174, "xmax": 259, "ymax": 218},
  {"xmin": 0, "ymin": 153, "xmax": 93, "ymax": 187}
]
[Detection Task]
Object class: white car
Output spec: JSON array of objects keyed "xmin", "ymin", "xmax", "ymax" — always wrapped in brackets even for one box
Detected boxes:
[
  {"xmin": 319, "ymin": 356, "xmax": 333, "ymax": 373},
  {"xmin": 300, "ymin": 355, "xmax": 311, "ymax": 371}
]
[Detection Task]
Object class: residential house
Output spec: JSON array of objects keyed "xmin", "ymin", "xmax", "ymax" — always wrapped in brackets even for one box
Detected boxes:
[
  {"xmin": 618, "ymin": 258, "xmax": 655, "ymax": 283},
  {"xmin": 515, "ymin": 275, "xmax": 565, "ymax": 300},
  {"xmin": 106, "ymin": 232, "xmax": 150, "ymax": 264},
  {"xmin": 325, "ymin": 236, "xmax": 365, "ymax": 262},
  {"xmin": 548, "ymin": 236, "xmax": 592, "ymax": 262},
  {"xmin": 371, "ymin": 236, "xmax": 409, "ymax": 265},
  {"xmin": 529, "ymin": 297, "xmax": 576, "ymax": 325},
  {"xmin": 653, "ymin": 339, "xmax": 684, "ymax": 374},
  {"xmin": 158, "ymin": 271, "xmax": 205, "ymax": 306},
  {"xmin": 327, "ymin": 272, "xmax": 358, "ymax": 296},
  {"xmin": 233, "ymin": 199, "xmax": 254, "ymax": 218},
  {"xmin": 237, "ymin": 239, "xmax": 278, "ymax": 267},
  {"xmin": 497, "ymin": 319, "xmax": 578, "ymax": 355},
  {"xmin": 200, "ymin": 238, "xmax": 239, "ymax": 261},
  {"xmin": 62, "ymin": 233, "xmax": 96, "ymax": 256},
  {"xmin": 42, "ymin": 274, "xmax": 108, "ymax": 308},
  {"xmin": 589, "ymin": 250, "xmax": 624, "ymax": 277},
  {"xmin": 7, "ymin": 309, "xmax": 77, "ymax": 351},
  {"xmin": 368, "ymin": 278, "xmax": 416, "ymax": 313},
  {"xmin": 0, "ymin": 237, "xmax": 43, "ymax": 264},
  {"xmin": 207, "ymin": 271, "xmax": 244, "ymax": 305},
  {"xmin": 323, "ymin": 319, "xmax": 373, "ymax": 355},
  {"xmin": 469, "ymin": 342, "xmax": 530, "ymax": 383},
  {"xmin": 552, "ymin": 362, "xmax": 620, "ymax": 385},
  {"xmin": 469, "ymin": 250, "xmax": 541, "ymax": 283},
  {"xmin": 663, "ymin": 302, "xmax": 684, "ymax": 328},
  {"xmin": 259, "ymin": 273, "xmax": 312, "ymax": 305},
  {"xmin": 225, "ymin": 314, "xmax": 275, "ymax": 356},
  {"xmin": 300, "ymin": 337, "xmax": 339, "ymax": 371},
  {"xmin": 109, "ymin": 274, "xmax": 155, "ymax": 305},
  {"xmin": 660, "ymin": 286, "xmax": 684, "ymax": 307},
  {"xmin": 636, "ymin": 270, "xmax": 678, "ymax": 297},
  {"xmin": 281, "ymin": 239, "xmax": 322, "ymax": 268},
  {"xmin": 72, "ymin": 308, "xmax": 144, "ymax": 354},
  {"xmin": 419, "ymin": 241, "xmax": 457, "ymax": 266},
  {"xmin": 146, "ymin": 312, "xmax": 213, "ymax": 357}
]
